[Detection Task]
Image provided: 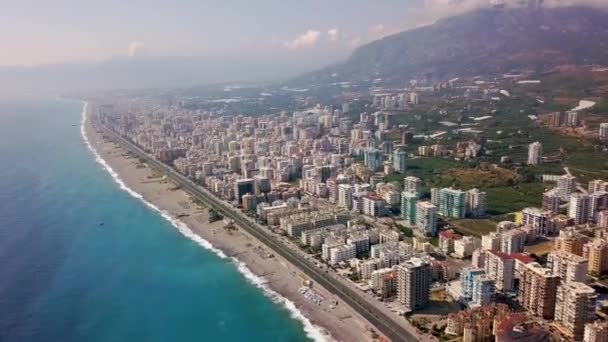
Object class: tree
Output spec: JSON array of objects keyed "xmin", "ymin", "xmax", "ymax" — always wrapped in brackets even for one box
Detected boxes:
[{"xmin": 208, "ymin": 208, "xmax": 223, "ymax": 223}]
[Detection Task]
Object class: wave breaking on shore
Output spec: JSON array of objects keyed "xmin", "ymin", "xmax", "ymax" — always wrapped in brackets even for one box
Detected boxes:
[{"xmin": 79, "ymin": 101, "xmax": 331, "ymax": 342}]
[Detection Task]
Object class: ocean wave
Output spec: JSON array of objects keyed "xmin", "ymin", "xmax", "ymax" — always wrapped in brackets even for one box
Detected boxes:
[{"xmin": 79, "ymin": 102, "xmax": 331, "ymax": 342}]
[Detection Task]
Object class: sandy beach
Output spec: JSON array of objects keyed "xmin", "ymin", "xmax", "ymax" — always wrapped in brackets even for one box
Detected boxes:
[{"xmin": 83, "ymin": 111, "xmax": 378, "ymax": 342}]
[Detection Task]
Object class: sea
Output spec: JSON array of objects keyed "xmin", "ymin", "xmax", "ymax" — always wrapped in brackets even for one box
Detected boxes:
[{"xmin": 0, "ymin": 98, "xmax": 322, "ymax": 342}]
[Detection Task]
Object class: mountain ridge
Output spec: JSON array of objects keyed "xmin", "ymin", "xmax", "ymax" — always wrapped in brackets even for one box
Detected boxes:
[{"xmin": 301, "ymin": 6, "xmax": 608, "ymax": 85}]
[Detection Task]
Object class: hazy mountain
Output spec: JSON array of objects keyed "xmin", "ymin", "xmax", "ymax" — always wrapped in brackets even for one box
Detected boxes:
[
  {"xmin": 0, "ymin": 56, "xmax": 316, "ymax": 96},
  {"xmin": 300, "ymin": 6, "xmax": 608, "ymax": 85}
]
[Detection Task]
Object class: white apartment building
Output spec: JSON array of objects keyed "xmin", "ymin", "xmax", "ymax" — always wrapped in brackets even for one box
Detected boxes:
[
  {"xmin": 329, "ymin": 243, "xmax": 356, "ymax": 265},
  {"xmin": 548, "ymin": 250, "xmax": 588, "ymax": 284},
  {"xmin": 482, "ymin": 232, "xmax": 501, "ymax": 250},
  {"xmin": 528, "ymin": 141, "xmax": 542, "ymax": 165},
  {"xmin": 500, "ymin": 229, "xmax": 526, "ymax": 254},
  {"xmin": 454, "ymin": 236, "xmax": 481, "ymax": 259},
  {"xmin": 484, "ymin": 250, "xmax": 514, "ymax": 292},
  {"xmin": 338, "ymin": 184, "xmax": 354, "ymax": 210},
  {"xmin": 471, "ymin": 274, "xmax": 496, "ymax": 306},
  {"xmin": 570, "ymin": 193, "xmax": 591, "ymax": 225},
  {"xmin": 555, "ymin": 282, "xmax": 597, "ymax": 341},
  {"xmin": 416, "ymin": 201, "xmax": 438, "ymax": 236}
]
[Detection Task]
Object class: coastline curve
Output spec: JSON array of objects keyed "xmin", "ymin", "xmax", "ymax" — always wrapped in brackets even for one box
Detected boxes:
[{"xmin": 79, "ymin": 101, "xmax": 331, "ymax": 342}]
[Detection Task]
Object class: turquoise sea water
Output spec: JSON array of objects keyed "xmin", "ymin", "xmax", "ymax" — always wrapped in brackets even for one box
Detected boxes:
[{"xmin": 0, "ymin": 98, "xmax": 316, "ymax": 342}]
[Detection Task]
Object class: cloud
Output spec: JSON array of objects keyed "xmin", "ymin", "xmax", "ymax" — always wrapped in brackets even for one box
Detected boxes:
[
  {"xmin": 370, "ymin": 24, "xmax": 386, "ymax": 38},
  {"xmin": 327, "ymin": 28, "xmax": 339, "ymax": 42},
  {"xmin": 127, "ymin": 41, "xmax": 145, "ymax": 57},
  {"xmin": 349, "ymin": 37, "xmax": 363, "ymax": 48},
  {"xmin": 284, "ymin": 30, "xmax": 321, "ymax": 49}
]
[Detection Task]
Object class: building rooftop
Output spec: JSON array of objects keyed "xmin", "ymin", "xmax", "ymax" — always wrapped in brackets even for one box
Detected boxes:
[
  {"xmin": 560, "ymin": 281, "xmax": 596, "ymax": 295},
  {"xmin": 401, "ymin": 257, "xmax": 428, "ymax": 269},
  {"xmin": 510, "ymin": 253, "xmax": 534, "ymax": 264},
  {"xmin": 495, "ymin": 313, "xmax": 550, "ymax": 342},
  {"xmin": 488, "ymin": 249, "xmax": 513, "ymax": 261},
  {"xmin": 525, "ymin": 262, "xmax": 557, "ymax": 278},
  {"xmin": 439, "ymin": 230, "xmax": 463, "ymax": 240}
]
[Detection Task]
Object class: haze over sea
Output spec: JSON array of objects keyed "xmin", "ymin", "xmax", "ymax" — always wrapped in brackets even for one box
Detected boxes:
[{"xmin": 0, "ymin": 98, "xmax": 315, "ymax": 342}]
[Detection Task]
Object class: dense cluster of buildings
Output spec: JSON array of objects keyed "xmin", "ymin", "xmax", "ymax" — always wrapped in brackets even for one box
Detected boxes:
[
  {"xmin": 97, "ymin": 97, "xmax": 608, "ymax": 341},
  {"xmin": 440, "ymin": 175, "xmax": 608, "ymax": 341}
]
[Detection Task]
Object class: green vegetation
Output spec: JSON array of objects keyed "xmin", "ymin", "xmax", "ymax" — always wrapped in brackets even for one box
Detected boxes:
[
  {"xmin": 388, "ymin": 156, "xmax": 546, "ymax": 215},
  {"xmin": 449, "ymin": 219, "xmax": 497, "ymax": 237},
  {"xmin": 485, "ymin": 183, "xmax": 545, "ymax": 215},
  {"xmin": 396, "ymin": 224, "xmax": 414, "ymax": 238},
  {"xmin": 208, "ymin": 208, "xmax": 223, "ymax": 223},
  {"xmin": 439, "ymin": 166, "xmax": 520, "ymax": 189}
]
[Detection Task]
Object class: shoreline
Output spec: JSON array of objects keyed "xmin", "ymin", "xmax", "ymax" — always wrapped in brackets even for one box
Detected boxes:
[{"xmin": 80, "ymin": 102, "xmax": 378, "ymax": 342}]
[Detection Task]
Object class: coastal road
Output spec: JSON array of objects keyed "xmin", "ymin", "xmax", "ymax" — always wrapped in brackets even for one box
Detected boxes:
[{"xmin": 97, "ymin": 124, "xmax": 420, "ymax": 342}]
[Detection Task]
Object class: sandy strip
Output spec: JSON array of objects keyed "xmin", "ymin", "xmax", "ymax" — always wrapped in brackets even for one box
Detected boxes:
[{"xmin": 83, "ymin": 110, "xmax": 378, "ymax": 342}]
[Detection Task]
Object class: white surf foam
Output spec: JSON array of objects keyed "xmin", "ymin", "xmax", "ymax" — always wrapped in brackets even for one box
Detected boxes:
[{"xmin": 79, "ymin": 102, "xmax": 331, "ymax": 342}]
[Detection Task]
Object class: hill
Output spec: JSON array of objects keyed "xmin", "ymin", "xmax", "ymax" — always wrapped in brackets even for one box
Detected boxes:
[{"xmin": 301, "ymin": 6, "xmax": 608, "ymax": 84}]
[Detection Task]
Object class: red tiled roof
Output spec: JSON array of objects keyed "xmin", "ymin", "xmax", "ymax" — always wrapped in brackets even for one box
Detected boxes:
[
  {"xmin": 510, "ymin": 253, "xmax": 534, "ymax": 264},
  {"xmin": 439, "ymin": 230, "xmax": 463, "ymax": 240},
  {"xmin": 488, "ymin": 249, "xmax": 513, "ymax": 260}
]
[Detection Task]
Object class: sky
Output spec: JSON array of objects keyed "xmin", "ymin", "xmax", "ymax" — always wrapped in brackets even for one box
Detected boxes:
[
  {"xmin": 0, "ymin": 0, "xmax": 501, "ymax": 67},
  {"xmin": 0, "ymin": 0, "xmax": 606, "ymax": 93},
  {"xmin": 2, "ymin": 0, "xmax": 606, "ymax": 68}
]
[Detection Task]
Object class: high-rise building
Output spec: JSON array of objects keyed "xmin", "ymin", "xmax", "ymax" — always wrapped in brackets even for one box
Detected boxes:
[
  {"xmin": 583, "ymin": 239, "xmax": 608, "ymax": 276},
  {"xmin": 416, "ymin": 201, "xmax": 438, "ymax": 236},
  {"xmin": 482, "ymin": 232, "xmax": 501, "ymax": 251},
  {"xmin": 548, "ymin": 250, "xmax": 588, "ymax": 283},
  {"xmin": 519, "ymin": 262, "xmax": 560, "ymax": 319},
  {"xmin": 403, "ymin": 176, "xmax": 422, "ymax": 195},
  {"xmin": 439, "ymin": 188, "xmax": 466, "ymax": 219},
  {"xmin": 401, "ymin": 191, "xmax": 418, "ymax": 226},
  {"xmin": 466, "ymin": 188, "xmax": 487, "ymax": 217},
  {"xmin": 589, "ymin": 179, "xmax": 608, "ymax": 194},
  {"xmin": 393, "ymin": 149, "xmax": 407, "ymax": 173},
  {"xmin": 409, "ymin": 92, "xmax": 419, "ymax": 105},
  {"xmin": 555, "ymin": 229, "xmax": 588, "ymax": 256},
  {"xmin": 362, "ymin": 195, "xmax": 386, "ymax": 217},
  {"xmin": 590, "ymin": 191, "xmax": 608, "ymax": 222},
  {"xmin": 397, "ymin": 257, "xmax": 431, "ymax": 312},
  {"xmin": 454, "ymin": 236, "xmax": 481, "ymax": 259},
  {"xmin": 599, "ymin": 123, "xmax": 608, "ymax": 140},
  {"xmin": 558, "ymin": 175, "xmax": 577, "ymax": 200},
  {"xmin": 570, "ymin": 193, "xmax": 592, "ymax": 225},
  {"xmin": 543, "ymin": 189, "xmax": 561, "ymax": 214},
  {"xmin": 234, "ymin": 178, "xmax": 255, "ymax": 206},
  {"xmin": 472, "ymin": 248, "xmax": 486, "ymax": 269},
  {"xmin": 484, "ymin": 250, "xmax": 514, "ymax": 292},
  {"xmin": 500, "ymin": 229, "xmax": 526, "ymax": 254},
  {"xmin": 364, "ymin": 148, "xmax": 383, "ymax": 171},
  {"xmin": 430, "ymin": 187, "xmax": 440, "ymax": 205},
  {"xmin": 472, "ymin": 274, "xmax": 496, "ymax": 306},
  {"xmin": 527, "ymin": 141, "xmax": 542, "ymax": 165},
  {"xmin": 599, "ymin": 210, "xmax": 608, "ymax": 229},
  {"xmin": 401, "ymin": 131, "xmax": 414, "ymax": 145},
  {"xmin": 341, "ymin": 102, "xmax": 350, "ymax": 114},
  {"xmin": 253, "ymin": 175, "xmax": 271, "ymax": 194},
  {"xmin": 460, "ymin": 267, "xmax": 486, "ymax": 301},
  {"xmin": 584, "ymin": 321, "xmax": 608, "ymax": 342},
  {"xmin": 555, "ymin": 282, "xmax": 597, "ymax": 341},
  {"xmin": 567, "ymin": 110, "xmax": 580, "ymax": 127},
  {"xmin": 522, "ymin": 207, "xmax": 555, "ymax": 236},
  {"xmin": 338, "ymin": 184, "xmax": 354, "ymax": 210}
]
